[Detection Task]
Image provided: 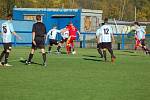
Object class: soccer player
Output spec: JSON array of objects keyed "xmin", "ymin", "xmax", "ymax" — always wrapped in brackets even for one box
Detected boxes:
[
  {"xmin": 97, "ymin": 18, "xmax": 116, "ymax": 62},
  {"xmin": 0, "ymin": 14, "xmax": 21, "ymax": 66},
  {"xmin": 46, "ymin": 25, "xmax": 61, "ymax": 54},
  {"xmin": 60, "ymin": 25, "xmax": 69, "ymax": 51},
  {"xmin": 96, "ymin": 23, "xmax": 104, "ymax": 58},
  {"xmin": 134, "ymin": 21, "xmax": 150, "ymax": 54},
  {"xmin": 64, "ymin": 22, "xmax": 80, "ymax": 54},
  {"xmin": 26, "ymin": 15, "xmax": 47, "ymax": 66}
]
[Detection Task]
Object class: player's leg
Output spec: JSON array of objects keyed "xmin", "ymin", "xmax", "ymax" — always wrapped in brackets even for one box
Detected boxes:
[
  {"xmin": 140, "ymin": 40, "xmax": 150, "ymax": 54},
  {"xmin": 103, "ymin": 48, "xmax": 107, "ymax": 62},
  {"xmin": 40, "ymin": 48, "xmax": 46, "ymax": 66},
  {"xmin": 97, "ymin": 43, "xmax": 103, "ymax": 58},
  {"xmin": 26, "ymin": 48, "xmax": 35, "ymax": 65},
  {"xmin": 3, "ymin": 43, "xmax": 12, "ymax": 66},
  {"xmin": 102, "ymin": 43, "xmax": 107, "ymax": 61},
  {"xmin": 107, "ymin": 43, "xmax": 116, "ymax": 62},
  {"xmin": 48, "ymin": 39, "xmax": 52, "ymax": 53},
  {"xmin": 70, "ymin": 37, "xmax": 76, "ymax": 54},
  {"xmin": 66, "ymin": 37, "xmax": 71, "ymax": 54},
  {"xmin": 0, "ymin": 50, "xmax": 6, "ymax": 66}
]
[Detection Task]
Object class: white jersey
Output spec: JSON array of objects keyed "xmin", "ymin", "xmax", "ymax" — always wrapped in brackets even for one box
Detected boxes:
[
  {"xmin": 96, "ymin": 28, "xmax": 102, "ymax": 43},
  {"xmin": 1, "ymin": 21, "xmax": 14, "ymax": 43},
  {"xmin": 47, "ymin": 28, "xmax": 60, "ymax": 40},
  {"xmin": 61, "ymin": 30, "xmax": 69, "ymax": 39},
  {"xmin": 99, "ymin": 24, "xmax": 113, "ymax": 42},
  {"xmin": 135, "ymin": 27, "xmax": 146, "ymax": 40}
]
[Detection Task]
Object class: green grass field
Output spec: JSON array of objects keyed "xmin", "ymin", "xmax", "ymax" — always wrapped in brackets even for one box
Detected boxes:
[{"xmin": 0, "ymin": 47, "xmax": 150, "ymax": 100}]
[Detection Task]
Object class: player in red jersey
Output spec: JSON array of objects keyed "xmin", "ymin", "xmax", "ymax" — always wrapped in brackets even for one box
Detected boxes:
[{"xmin": 65, "ymin": 23, "xmax": 80, "ymax": 54}]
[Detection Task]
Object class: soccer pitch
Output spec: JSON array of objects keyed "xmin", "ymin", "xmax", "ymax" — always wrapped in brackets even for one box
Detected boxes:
[{"xmin": 0, "ymin": 47, "xmax": 150, "ymax": 100}]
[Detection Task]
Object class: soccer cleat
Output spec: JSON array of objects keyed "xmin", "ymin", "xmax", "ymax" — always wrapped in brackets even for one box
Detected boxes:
[
  {"xmin": 111, "ymin": 56, "xmax": 116, "ymax": 63},
  {"xmin": 42, "ymin": 62, "xmax": 47, "ymax": 66},
  {"xmin": 48, "ymin": 51, "xmax": 51, "ymax": 54},
  {"xmin": 4, "ymin": 63, "xmax": 12, "ymax": 67},
  {"xmin": 0, "ymin": 62, "xmax": 3, "ymax": 66},
  {"xmin": 72, "ymin": 51, "xmax": 76, "ymax": 55},
  {"xmin": 56, "ymin": 51, "xmax": 61, "ymax": 55},
  {"xmin": 25, "ymin": 61, "xmax": 31, "ymax": 65}
]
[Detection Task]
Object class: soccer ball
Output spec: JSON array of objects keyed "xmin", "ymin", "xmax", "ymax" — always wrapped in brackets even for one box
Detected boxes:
[{"xmin": 72, "ymin": 51, "xmax": 76, "ymax": 55}]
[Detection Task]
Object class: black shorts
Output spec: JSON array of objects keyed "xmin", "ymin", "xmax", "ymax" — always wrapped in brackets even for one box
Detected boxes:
[
  {"xmin": 102, "ymin": 42, "xmax": 112, "ymax": 49},
  {"xmin": 97, "ymin": 43, "xmax": 102, "ymax": 49},
  {"xmin": 49, "ymin": 39, "xmax": 58, "ymax": 46},
  {"xmin": 140, "ymin": 39, "xmax": 145, "ymax": 46},
  {"xmin": 32, "ymin": 37, "xmax": 45, "ymax": 49},
  {"xmin": 3, "ymin": 43, "xmax": 12, "ymax": 51},
  {"xmin": 60, "ymin": 38, "xmax": 68, "ymax": 43}
]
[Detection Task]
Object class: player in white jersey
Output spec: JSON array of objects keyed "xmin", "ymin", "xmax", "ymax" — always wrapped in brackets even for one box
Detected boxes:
[
  {"xmin": 46, "ymin": 26, "xmax": 61, "ymax": 54},
  {"xmin": 96, "ymin": 23, "xmax": 104, "ymax": 58},
  {"xmin": 134, "ymin": 21, "xmax": 150, "ymax": 55},
  {"xmin": 0, "ymin": 14, "xmax": 21, "ymax": 66},
  {"xmin": 97, "ymin": 18, "xmax": 116, "ymax": 62}
]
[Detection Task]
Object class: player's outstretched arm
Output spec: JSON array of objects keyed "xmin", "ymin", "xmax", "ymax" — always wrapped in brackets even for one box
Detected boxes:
[{"xmin": 12, "ymin": 32, "xmax": 22, "ymax": 40}]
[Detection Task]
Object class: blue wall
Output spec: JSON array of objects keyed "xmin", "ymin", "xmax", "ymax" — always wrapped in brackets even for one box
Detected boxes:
[{"xmin": 13, "ymin": 8, "xmax": 81, "ymax": 32}]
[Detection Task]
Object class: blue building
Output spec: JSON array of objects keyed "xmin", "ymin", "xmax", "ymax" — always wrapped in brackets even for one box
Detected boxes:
[{"xmin": 13, "ymin": 8, "xmax": 103, "ymax": 33}]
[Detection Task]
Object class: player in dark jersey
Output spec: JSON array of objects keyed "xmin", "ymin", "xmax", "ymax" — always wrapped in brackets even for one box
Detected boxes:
[{"xmin": 26, "ymin": 15, "xmax": 47, "ymax": 66}]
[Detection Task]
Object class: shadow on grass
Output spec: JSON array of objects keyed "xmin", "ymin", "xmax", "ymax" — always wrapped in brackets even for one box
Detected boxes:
[
  {"xmin": 83, "ymin": 58, "xmax": 103, "ymax": 62},
  {"xmin": 19, "ymin": 60, "xmax": 43, "ymax": 66},
  {"xmin": 82, "ymin": 55, "xmax": 98, "ymax": 58},
  {"xmin": 122, "ymin": 50, "xmax": 135, "ymax": 53}
]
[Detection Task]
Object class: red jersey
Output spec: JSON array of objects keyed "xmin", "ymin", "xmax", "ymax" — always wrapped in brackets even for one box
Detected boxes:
[{"xmin": 67, "ymin": 25, "xmax": 78, "ymax": 37}]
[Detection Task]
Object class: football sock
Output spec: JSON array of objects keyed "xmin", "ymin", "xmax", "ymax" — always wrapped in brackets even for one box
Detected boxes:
[
  {"xmin": 48, "ymin": 46, "xmax": 52, "ymax": 52},
  {"xmin": 42, "ymin": 53, "xmax": 46, "ymax": 63},
  {"xmin": 0, "ymin": 50, "xmax": 5, "ymax": 61},
  {"xmin": 28, "ymin": 53, "xmax": 33, "ymax": 62},
  {"xmin": 5, "ymin": 52, "xmax": 10, "ymax": 64},
  {"xmin": 103, "ymin": 50, "xmax": 107, "ymax": 61},
  {"xmin": 97, "ymin": 48, "xmax": 103, "ymax": 57},
  {"xmin": 57, "ymin": 46, "xmax": 61, "ymax": 52},
  {"xmin": 108, "ymin": 48, "xmax": 115, "ymax": 58}
]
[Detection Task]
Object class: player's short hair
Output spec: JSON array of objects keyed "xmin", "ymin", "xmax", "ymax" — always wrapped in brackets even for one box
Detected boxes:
[
  {"xmin": 104, "ymin": 17, "xmax": 108, "ymax": 23},
  {"xmin": 36, "ymin": 15, "xmax": 41, "ymax": 21},
  {"xmin": 134, "ymin": 21, "xmax": 140, "ymax": 26},
  {"xmin": 6, "ymin": 14, "xmax": 13, "ymax": 20}
]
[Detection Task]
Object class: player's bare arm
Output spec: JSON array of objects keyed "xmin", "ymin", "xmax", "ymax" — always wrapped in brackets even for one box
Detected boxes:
[
  {"xmin": 12, "ymin": 32, "xmax": 22, "ymax": 40},
  {"xmin": 32, "ymin": 32, "xmax": 36, "ymax": 45}
]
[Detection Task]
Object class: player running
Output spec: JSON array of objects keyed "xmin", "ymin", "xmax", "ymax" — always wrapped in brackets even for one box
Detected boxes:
[
  {"xmin": 63, "ymin": 22, "xmax": 80, "ymax": 54},
  {"xmin": 0, "ymin": 14, "xmax": 21, "ymax": 66},
  {"xmin": 96, "ymin": 23, "xmax": 104, "ymax": 58},
  {"xmin": 97, "ymin": 18, "xmax": 116, "ymax": 62},
  {"xmin": 134, "ymin": 21, "xmax": 150, "ymax": 55},
  {"xmin": 26, "ymin": 15, "xmax": 47, "ymax": 66},
  {"xmin": 46, "ymin": 25, "xmax": 61, "ymax": 54}
]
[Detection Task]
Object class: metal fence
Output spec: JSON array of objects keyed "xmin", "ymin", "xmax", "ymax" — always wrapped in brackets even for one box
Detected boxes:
[{"xmin": 1, "ymin": 31, "xmax": 150, "ymax": 50}]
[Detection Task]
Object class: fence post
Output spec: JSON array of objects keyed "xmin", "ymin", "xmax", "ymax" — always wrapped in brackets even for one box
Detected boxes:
[
  {"xmin": 121, "ymin": 33, "xmax": 125, "ymax": 50},
  {"xmin": 83, "ymin": 34, "xmax": 86, "ymax": 48}
]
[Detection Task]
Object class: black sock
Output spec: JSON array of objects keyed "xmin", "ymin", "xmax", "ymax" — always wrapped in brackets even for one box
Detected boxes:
[
  {"xmin": 28, "ymin": 53, "xmax": 33, "ymax": 62},
  {"xmin": 72, "ymin": 48, "xmax": 75, "ymax": 52},
  {"xmin": 5, "ymin": 52, "xmax": 10, "ymax": 64},
  {"xmin": 42, "ymin": 53, "xmax": 46, "ymax": 63},
  {"xmin": 0, "ymin": 50, "xmax": 6, "ymax": 61},
  {"xmin": 108, "ymin": 48, "xmax": 115, "ymax": 58},
  {"xmin": 57, "ymin": 46, "xmax": 61, "ymax": 52},
  {"xmin": 48, "ymin": 46, "xmax": 52, "ymax": 52},
  {"xmin": 97, "ymin": 49, "xmax": 103, "ymax": 57},
  {"xmin": 103, "ymin": 50, "xmax": 107, "ymax": 61}
]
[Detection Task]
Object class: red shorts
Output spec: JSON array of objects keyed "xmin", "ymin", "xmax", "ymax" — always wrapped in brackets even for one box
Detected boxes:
[
  {"xmin": 135, "ymin": 39, "xmax": 141, "ymax": 47},
  {"xmin": 67, "ymin": 36, "xmax": 76, "ymax": 44}
]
